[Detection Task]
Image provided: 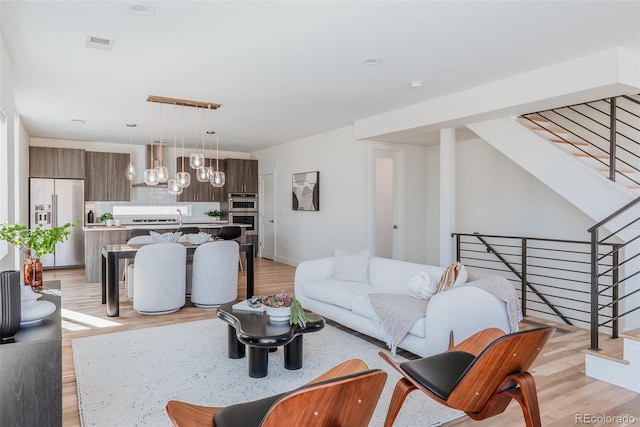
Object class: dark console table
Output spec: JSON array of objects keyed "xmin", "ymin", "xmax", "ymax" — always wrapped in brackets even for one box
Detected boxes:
[{"xmin": 0, "ymin": 280, "xmax": 62, "ymax": 426}]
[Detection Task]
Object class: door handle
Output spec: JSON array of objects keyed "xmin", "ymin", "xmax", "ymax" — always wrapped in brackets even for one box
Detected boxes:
[
  {"xmin": 269, "ymin": 220, "xmax": 274, "ymax": 223},
  {"xmin": 393, "ymin": 225, "xmax": 398, "ymax": 229}
]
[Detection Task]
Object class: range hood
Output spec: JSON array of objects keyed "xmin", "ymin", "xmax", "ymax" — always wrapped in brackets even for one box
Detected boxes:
[{"xmin": 132, "ymin": 144, "xmax": 169, "ymax": 187}]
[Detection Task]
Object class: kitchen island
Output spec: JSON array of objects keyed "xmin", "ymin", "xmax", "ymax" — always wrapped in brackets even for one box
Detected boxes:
[{"xmin": 83, "ymin": 222, "xmax": 248, "ymax": 283}]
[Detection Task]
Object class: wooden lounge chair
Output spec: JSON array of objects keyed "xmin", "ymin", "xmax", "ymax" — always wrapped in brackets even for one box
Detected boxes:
[
  {"xmin": 166, "ymin": 359, "xmax": 387, "ymax": 427},
  {"xmin": 379, "ymin": 326, "xmax": 555, "ymax": 427}
]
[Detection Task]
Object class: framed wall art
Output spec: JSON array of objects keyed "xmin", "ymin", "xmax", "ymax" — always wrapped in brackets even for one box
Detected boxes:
[{"xmin": 292, "ymin": 171, "xmax": 319, "ymax": 211}]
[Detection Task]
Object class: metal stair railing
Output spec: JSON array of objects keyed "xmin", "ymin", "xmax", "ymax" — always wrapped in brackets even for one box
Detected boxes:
[
  {"xmin": 520, "ymin": 94, "xmax": 640, "ymax": 189},
  {"xmin": 452, "ymin": 232, "xmax": 619, "ymax": 347},
  {"xmin": 588, "ymin": 196, "xmax": 640, "ymax": 350}
]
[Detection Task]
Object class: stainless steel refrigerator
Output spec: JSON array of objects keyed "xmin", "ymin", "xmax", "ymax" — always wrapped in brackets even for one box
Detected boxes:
[{"xmin": 29, "ymin": 178, "xmax": 84, "ymax": 268}]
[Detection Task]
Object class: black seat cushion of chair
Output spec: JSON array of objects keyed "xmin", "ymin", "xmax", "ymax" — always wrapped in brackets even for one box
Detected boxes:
[
  {"xmin": 178, "ymin": 227, "xmax": 200, "ymax": 235},
  {"xmin": 400, "ymin": 350, "xmax": 476, "ymax": 400},
  {"xmin": 217, "ymin": 226, "xmax": 242, "ymax": 240},
  {"xmin": 213, "ymin": 392, "xmax": 286, "ymax": 427}
]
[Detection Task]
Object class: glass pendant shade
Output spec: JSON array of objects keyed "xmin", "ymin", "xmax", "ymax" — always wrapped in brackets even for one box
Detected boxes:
[
  {"xmin": 154, "ymin": 165, "xmax": 169, "ymax": 183},
  {"xmin": 196, "ymin": 166, "xmax": 211, "ymax": 182},
  {"xmin": 210, "ymin": 170, "xmax": 225, "ymax": 187},
  {"xmin": 143, "ymin": 168, "xmax": 158, "ymax": 186},
  {"xmin": 177, "ymin": 171, "xmax": 191, "ymax": 188},
  {"xmin": 167, "ymin": 178, "xmax": 183, "ymax": 195},
  {"xmin": 189, "ymin": 152, "xmax": 205, "ymax": 169},
  {"xmin": 125, "ymin": 162, "xmax": 136, "ymax": 180}
]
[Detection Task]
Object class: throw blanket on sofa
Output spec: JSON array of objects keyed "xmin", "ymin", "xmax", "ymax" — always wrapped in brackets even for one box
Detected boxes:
[
  {"xmin": 365, "ymin": 272, "xmax": 522, "ymax": 354},
  {"xmin": 365, "ymin": 294, "xmax": 429, "ymax": 355},
  {"xmin": 462, "ymin": 272, "xmax": 522, "ymax": 333}
]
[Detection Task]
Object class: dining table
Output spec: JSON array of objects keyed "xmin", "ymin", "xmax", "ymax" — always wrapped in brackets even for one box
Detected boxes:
[{"xmin": 101, "ymin": 241, "xmax": 254, "ymax": 317}]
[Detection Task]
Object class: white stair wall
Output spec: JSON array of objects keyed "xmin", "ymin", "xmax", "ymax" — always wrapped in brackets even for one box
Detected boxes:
[
  {"xmin": 467, "ymin": 117, "xmax": 640, "ymax": 241},
  {"xmin": 585, "ymin": 335, "xmax": 640, "ymax": 392}
]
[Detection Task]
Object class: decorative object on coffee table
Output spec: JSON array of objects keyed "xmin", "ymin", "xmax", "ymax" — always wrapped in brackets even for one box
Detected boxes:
[
  {"xmin": 260, "ymin": 291, "xmax": 310, "ymax": 326},
  {"xmin": 0, "ymin": 221, "xmax": 76, "ymax": 288},
  {"xmin": 0, "ymin": 270, "xmax": 21, "ymax": 341}
]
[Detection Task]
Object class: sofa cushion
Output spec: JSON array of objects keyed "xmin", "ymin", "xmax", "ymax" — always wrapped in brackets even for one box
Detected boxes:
[
  {"xmin": 333, "ymin": 249, "xmax": 370, "ymax": 283},
  {"xmin": 303, "ymin": 279, "xmax": 373, "ymax": 310},
  {"xmin": 436, "ymin": 262, "xmax": 467, "ymax": 293}
]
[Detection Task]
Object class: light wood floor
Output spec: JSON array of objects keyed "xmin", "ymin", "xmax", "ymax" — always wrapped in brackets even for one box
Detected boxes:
[{"xmin": 46, "ymin": 259, "xmax": 639, "ymax": 427}]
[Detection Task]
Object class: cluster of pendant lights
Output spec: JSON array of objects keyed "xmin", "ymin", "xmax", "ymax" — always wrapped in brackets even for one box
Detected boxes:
[{"xmin": 125, "ymin": 96, "xmax": 225, "ymax": 196}]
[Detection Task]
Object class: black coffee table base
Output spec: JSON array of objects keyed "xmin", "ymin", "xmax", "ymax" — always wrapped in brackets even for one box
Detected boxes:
[{"xmin": 226, "ymin": 325, "xmax": 304, "ymax": 378}]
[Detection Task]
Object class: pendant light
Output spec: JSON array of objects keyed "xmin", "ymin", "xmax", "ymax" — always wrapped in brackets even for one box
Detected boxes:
[
  {"xmin": 210, "ymin": 107, "xmax": 225, "ymax": 187},
  {"xmin": 143, "ymin": 103, "xmax": 158, "ymax": 186},
  {"xmin": 167, "ymin": 103, "xmax": 183, "ymax": 195},
  {"xmin": 153, "ymin": 102, "xmax": 169, "ymax": 183},
  {"xmin": 189, "ymin": 106, "xmax": 205, "ymax": 170},
  {"xmin": 176, "ymin": 104, "xmax": 191, "ymax": 188},
  {"xmin": 196, "ymin": 107, "xmax": 211, "ymax": 182},
  {"xmin": 125, "ymin": 123, "xmax": 137, "ymax": 180}
]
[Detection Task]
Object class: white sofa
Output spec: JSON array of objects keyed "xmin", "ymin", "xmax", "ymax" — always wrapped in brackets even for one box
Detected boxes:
[{"xmin": 294, "ymin": 256, "xmax": 515, "ymax": 357}]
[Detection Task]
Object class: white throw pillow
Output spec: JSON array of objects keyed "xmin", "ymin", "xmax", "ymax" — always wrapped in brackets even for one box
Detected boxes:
[
  {"xmin": 454, "ymin": 263, "xmax": 468, "ymax": 286},
  {"xmin": 333, "ymin": 249, "xmax": 370, "ymax": 283},
  {"xmin": 149, "ymin": 231, "xmax": 182, "ymax": 243},
  {"xmin": 408, "ymin": 272, "xmax": 436, "ymax": 300}
]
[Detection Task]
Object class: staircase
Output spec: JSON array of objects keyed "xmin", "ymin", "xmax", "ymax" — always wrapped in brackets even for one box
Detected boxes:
[
  {"xmin": 584, "ymin": 332, "xmax": 640, "ymax": 392},
  {"xmin": 467, "ymin": 94, "xmax": 640, "ymax": 392}
]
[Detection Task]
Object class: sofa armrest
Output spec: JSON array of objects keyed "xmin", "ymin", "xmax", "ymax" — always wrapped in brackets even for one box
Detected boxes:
[
  {"xmin": 423, "ymin": 286, "xmax": 511, "ymax": 354},
  {"xmin": 294, "ymin": 257, "xmax": 335, "ymax": 299}
]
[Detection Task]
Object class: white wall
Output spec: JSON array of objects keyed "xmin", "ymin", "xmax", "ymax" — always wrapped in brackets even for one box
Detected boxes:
[
  {"xmin": 254, "ymin": 126, "xmax": 430, "ymax": 266},
  {"xmin": 254, "ymin": 126, "xmax": 369, "ymax": 264},
  {"xmin": 0, "ymin": 19, "xmax": 18, "ymax": 272},
  {"xmin": 454, "ymin": 137, "xmax": 595, "ymax": 240}
]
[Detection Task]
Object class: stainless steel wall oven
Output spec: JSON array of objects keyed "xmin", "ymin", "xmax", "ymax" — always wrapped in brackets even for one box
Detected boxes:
[{"xmin": 228, "ymin": 193, "xmax": 258, "ymax": 235}]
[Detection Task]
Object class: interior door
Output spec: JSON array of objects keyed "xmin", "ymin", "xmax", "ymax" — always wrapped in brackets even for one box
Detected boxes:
[
  {"xmin": 372, "ymin": 147, "xmax": 403, "ymax": 260},
  {"xmin": 260, "ymin": 173, "xmax": 275, "ymax": 260}
]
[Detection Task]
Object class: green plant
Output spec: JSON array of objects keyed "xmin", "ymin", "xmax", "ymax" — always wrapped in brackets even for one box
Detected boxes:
[
  {"xmin": 259, "ymin": 290, "xmax": 310, "ymax": 327},
  {"xmin": 205, "ymin": 210, "xmax": 221, "ymax": 218},
  {"xmin": 0, "ymin": 221, "xmax": 77, "ymax": 259},
  {"xmin": 99, "ymin": 212, "xmax": 113, "ymax": 222}
]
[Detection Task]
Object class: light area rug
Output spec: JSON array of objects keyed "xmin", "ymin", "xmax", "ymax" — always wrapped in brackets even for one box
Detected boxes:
[{"xmin": 72, "ymin": 319, "xmax": 464, "ymax": 426}]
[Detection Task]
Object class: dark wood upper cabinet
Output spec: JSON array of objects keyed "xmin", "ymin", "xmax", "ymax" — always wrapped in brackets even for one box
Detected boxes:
[
  {"xmin": 224, "ymin": 159, "xmax": 258, "ymax": 194},
  {"xmin": 29, "ymin": 147, "xmax": 85, "ymax": 179},
  {"xmin": 85, "ymin": 151, "xmax": 130, "ymax": 201}
]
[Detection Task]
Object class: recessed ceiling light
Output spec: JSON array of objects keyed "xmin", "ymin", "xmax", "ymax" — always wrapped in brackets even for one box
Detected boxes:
[
  {"xmin": 362, "ymin": 57, "xmax": 382, "ymax": 65},
  {"xmin": 129, "ymin": 2, "xmax": 155, "ymax": 16},
  {"xmin": 410, "ymin": 81, "xmax": 423, "ymax": 88},
  {"xmin": 71, "ymin": 119, "xmax": 86, "ymax": 125}
]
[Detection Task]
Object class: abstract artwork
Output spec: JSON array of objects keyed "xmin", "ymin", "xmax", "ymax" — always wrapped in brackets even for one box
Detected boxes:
[{"xmin": 292, "ymin": 171, "xmax": 320, "ymax": 211}]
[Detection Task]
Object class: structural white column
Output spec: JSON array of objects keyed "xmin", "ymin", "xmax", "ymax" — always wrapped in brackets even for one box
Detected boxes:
[{"xmin": 439, "ymin": 128, "xmax": 455, "ymax": 266}]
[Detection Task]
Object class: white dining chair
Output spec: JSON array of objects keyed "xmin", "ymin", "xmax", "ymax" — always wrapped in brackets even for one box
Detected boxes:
[
  {"xmin": 133, "ymin": 243, "xmax": 186, "ymax": 315},
  {"xmin": 190, "ymin": 241, "xmax": 239, "ymax": 308},
  {"xmin": 125, "ymin": 235, "xmax": 154, "ymax": 300}
]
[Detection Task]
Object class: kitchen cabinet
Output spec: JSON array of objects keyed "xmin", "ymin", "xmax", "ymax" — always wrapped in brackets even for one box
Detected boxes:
[
  {"xmin": 84, "ymin": 229, "xmax": 129, "ymax": 283},
  {"xmin": 29, "ymin": 146, "xmax": 85, "ymax": 179},
  {"xmin": 176, "ymin": 157, "xmax": 225, "ymax": 202},
  {"xmin": 224, "ymin": 159, "xmax": 258, "ymax": 194},
  {"xmin": 85, "ymin": 152, "xmax": 131, "ymax": 201}
]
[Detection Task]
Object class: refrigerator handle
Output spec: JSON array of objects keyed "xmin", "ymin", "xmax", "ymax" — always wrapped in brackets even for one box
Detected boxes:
[{"xmin": 52, "ymin": 194, "xmax": 57, "ymax": 227}]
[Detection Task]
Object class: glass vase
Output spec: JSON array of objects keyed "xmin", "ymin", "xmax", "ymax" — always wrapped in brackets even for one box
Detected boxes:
[{"xmin": 23, "ymin": 258, "xmax": 43, "ymax": 289}]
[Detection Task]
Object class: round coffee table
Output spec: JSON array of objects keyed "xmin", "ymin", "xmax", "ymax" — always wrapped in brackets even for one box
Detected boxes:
[{"xmin": 217, "ymin": 302, "xmax": 325, "ymax": 378}]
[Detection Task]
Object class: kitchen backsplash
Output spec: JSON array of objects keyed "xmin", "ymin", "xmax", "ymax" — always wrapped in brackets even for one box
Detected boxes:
[{"xmin": 85, "ymin": 201, "xmax": 221, "ymax": 225}]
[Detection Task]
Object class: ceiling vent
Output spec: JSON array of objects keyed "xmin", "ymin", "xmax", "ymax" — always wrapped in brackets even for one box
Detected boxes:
[{"xmin": 86, "ymin": 36, "xmax": 114, "ymax": 51}]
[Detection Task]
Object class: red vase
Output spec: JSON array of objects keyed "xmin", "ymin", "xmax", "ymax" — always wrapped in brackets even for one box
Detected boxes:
[{"xmin": 23, "ymin": 258, "xmax": 43, "ymax": 288}]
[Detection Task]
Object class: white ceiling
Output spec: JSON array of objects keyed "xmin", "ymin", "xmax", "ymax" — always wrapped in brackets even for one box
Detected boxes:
[{"xmin": 2, "ymin": 1, "xmax": 639, "ymax": 152}]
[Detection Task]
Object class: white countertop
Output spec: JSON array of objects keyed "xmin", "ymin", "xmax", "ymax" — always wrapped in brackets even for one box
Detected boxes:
[{"xmin": 83, "ymin": 221, "xmax": 248, "ymax": 232}]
